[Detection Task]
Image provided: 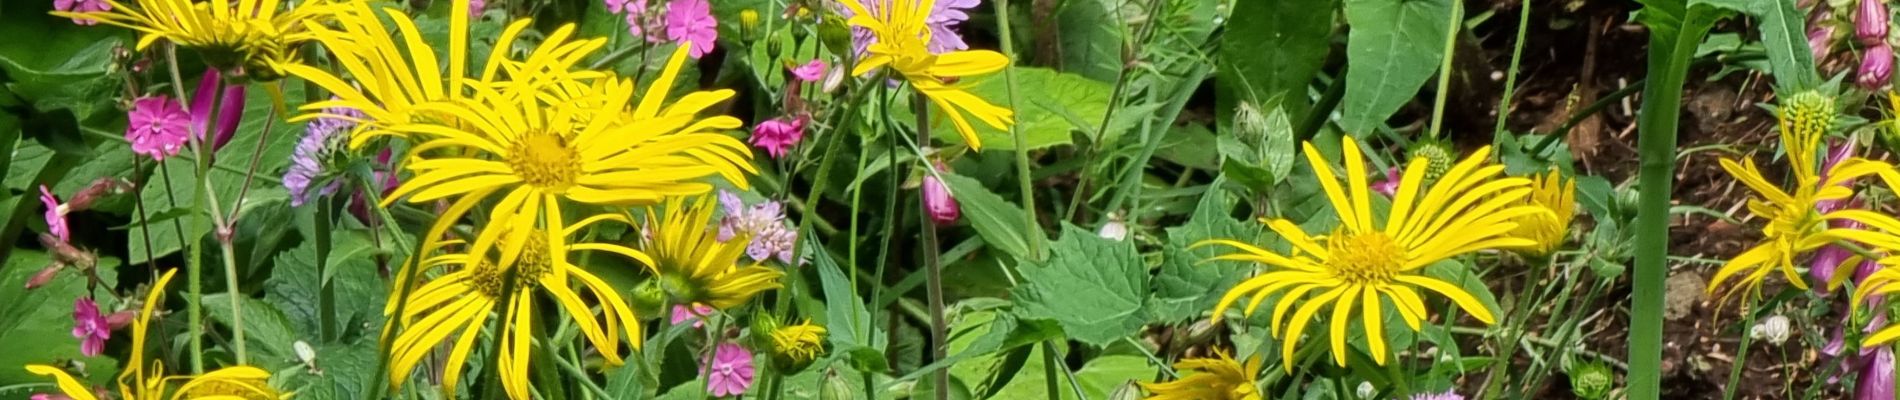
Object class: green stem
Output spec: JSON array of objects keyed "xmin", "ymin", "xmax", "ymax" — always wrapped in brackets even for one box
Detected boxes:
[
  {"xmin": 1100, "ymin": 66, "xmax": 1210, "ymax": 224},
  {"xmin": 990, "ymin": 0, "xmax": 1043, "ymax": 260},
  {"xmin": 1042, "ymin": 341, "xmax": 1062, "ymax": 398},
  {"xmin": 915, "ymin": 93, "xmax": 950, "ymax": 400},
  {"xmin": 1490, "ymin": 0, "xmax": 1532, "ymax": 145},
  {"xmin": 1722, "ymin": 301, "xmax": 1759, "ymax": 400},
  {"xmin": 1630, "ymin": 5, "xmax": 1714, "ymax": 397},
  {"xmin": 315, "ymin": 196, "xmax": 336, "ymax": 342},
  {"xmin": 163, "ymin": 43, "xmax": 206, "ymax": 374},
  {"xmin": 1425, "ymin": 1, "xmax": 1463, "ymax": 139}
]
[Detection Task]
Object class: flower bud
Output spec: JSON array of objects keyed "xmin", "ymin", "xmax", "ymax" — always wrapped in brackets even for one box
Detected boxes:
[
  {"xmin": 922, "ymin": 171, "xmax": 960, "ymax": 225},
  {"xmin": 25, "ymin": 264, "xmax": 62, "ymax": 290},
  {"xmin": 1749, "ymin": 314, "xmax": 1793, "ymax": 345},
  {"xmin": 1811, "ymin": 24, "xmax": 1837, "ymax": 61},
  {"xmin": 1356, "ymin": 382, "xmax": 1377, "ymax": 399},
  {"xmin": 1863, "ymin": 43, "xmax": 1895, "ymax": 89},
  {"xmin": 65, "ymin": 177, "xmax": 131, "ymax": 212},
  {"xmin": 740, "ymin": 9, "xmax": 761, "ymax": 39},
  {"xmin": 1406, "ymin": 140, "xmax": 1456, "ymax": 187},
  {"xmin": 1860, "ymin": 0, "xmax": 1890, "ymax": 45},
  {"xmin": 629, "ymin": 279, "xmax": 667, "ymax": 317},
  {"xmin": 1106, "ymin": 381, "xmax": 1142, "ymax": 400},
  {"xmin": 818, "ymin": 14, "xmax": 854, "ymax": 56},
  {"xmin": 1569, "ymin": 361, "xmax": 1615, "ymax": 400},
  {"xmin": 105, "ymin": 310, "xmax": 136, "ymax": 331},
  {"xmin": 818, "ymin": 368, "xmax": 856, "ymax": 400}
]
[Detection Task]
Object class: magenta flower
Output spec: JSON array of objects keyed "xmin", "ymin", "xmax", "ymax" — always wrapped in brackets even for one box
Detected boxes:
[
  {"xmin": 1864, "ymin": 44, "xmax": 1894, "ymax": 89},
  {"xmin": 126, "ymin": 96, "xmax": 191, "ymax": 161},
  {"xmin": 749, "ymin": 117, "xmax": 805, "ymax": 159},
  {"xmin": 1860, "ymin": 0, "xmax": 1889, "ymax": 45},
  {"xmin": 72, "ymin": 297, "xmax": 108, "ymax": 356},
  {"xmin": 670, "ymin": 304, "xmax": 714, "ymax": 328},
  {"xmin": 53, "ymin": 0, "xmax": 109, "ymax": 25},
  {"xmin": 703, "ymin": 342, "xmax": 756, "ymax": 397},
  {"xmin": 791, "ymin": 60, "xmax": 826, "ymax": 83},
  {"xmin": 188, "ymin": 69, "xmax": 244, "ymax": 152},
  {"xmin": 717, "ymin": 190, "xmax": 801, "ymax": 265},
  {"xmin": 469, "ymin": 0, "xmax": 486, "ymax": 16},
  {"xmin": 40, "ymin": 185, "xmax": 68, "ymax": 243},
  {"xmin": 922, "ymin": 165, "xmax": 960, "ymax": 226},
  {"xmin": 1370, "ymin": 166, "xmax": 1401, "ymax": 197},
  {"xmin": 1861, "ymin": 347, "xmax": 1896, "ymax": 400},
  {"xmin": 664, "ymin": 0, "xmax": 718, "ymax": 58}
]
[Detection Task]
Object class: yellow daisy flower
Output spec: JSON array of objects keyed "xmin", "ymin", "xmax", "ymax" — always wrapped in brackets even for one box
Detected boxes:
[
  {"xmin": 1197, "ymin": 136, "xmax": 1541, "ymax": 370},
  {"xmin": 54, "ymin": 0, "xmax": 335, "ymax": 80},
  {"xmin": 643, "ymin": 195, "xmax": 784, "ymax": 310},
  {"xmin": 840, "ymin": 0, "xmax": 1015, "ymax": 151},
  {"xmin": 1510, "ymin": 168, "xmax": 1575, "ymax": 258},
  {"xmin": 387, "ymin": 218, "xmax": 643, "ymax": 400},
  {"xmin": 26, "ymin": 269, "xmax": 286, "ymax": 400},
  {"xmin": 1139, "ymin": 350, "xmax": 1262, "ymax": 400},
  {"xmin": 767, "ymin": 320, "xmax": 828, "ymax": 370}
]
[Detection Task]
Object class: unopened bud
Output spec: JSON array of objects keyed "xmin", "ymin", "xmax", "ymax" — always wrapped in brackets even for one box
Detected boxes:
[
  {"xmin": 1863, "ymin": 44, "xmax": 1895, "ymax": 89},
  {"xmin": 818, "ymin": 14, "xmax": 854, "ymax": 56},
  {"xmin": 66, "ymin": 177, "xmax": 131, "ymax": 212},
  {"xmin": 922, "ymin": 171, "xmax": 960, "ymax": 225},
  {"xmin": 1356, "ymin": 382, "xmax": 1377, "ymax": 399},
  {"xmin": 1106, "ymin": 381, "xmax": 1142, "ymax": 400},
  {"xmin": 105, "ymin": 310, "xmax": 136, "ymax": 331},
  {"xmin": 740, "ymin": 9, "xmax": 761, "ymax": 39},
  {"xmin": 1569, "ymin": 361, "xmax": 1616, "ymax": 400},
  {"xmin": 1407, "ymin": 140, "xmax": 1456, "ymax": 187},
  {"xmin": 40, "ymin": 234, "xmax": 94, "ymax": 270},
  {"xmin": 818, "ymin": 368, "xmax": 856, "ymax": 400},
  {"xmin": 25, "ymin": 264, "xmax": 62, "ymax": 289},
  {"xmin": 1782, "ymin": 91, "xmax": 1837, "ymax": 142},
  {"xmin": 1860, "ymin": 0, "xmax": 1890, "ymax": 45},
  {"xmin": 1750, "ymin": 314, "xmax": 1793, "ymax": 345}
]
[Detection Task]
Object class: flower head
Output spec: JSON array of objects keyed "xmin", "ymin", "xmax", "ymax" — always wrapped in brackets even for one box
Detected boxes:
[
  {"xmin": 53, "ymin": 0, "xmax": 336, "ymax": 80},
  {"xmin": 1860, "ymin": 0, "xmax": 1889, "ymax": 44},
  {"xmin": 717, "ymin": 191, "xmax": 801, "ymax": 264},
  {"xmin": 1139, "ymin": 350, "xmax": 1260, "ymax": 400},
  {"xmin": 792, "ymin": 60, "xmax": 828, "ymax": 82},
  {"xmin": 71, "ymin": 297, "xmax": 108, "ymax": 356},
  {"xmin": 189, "ymin": 69, "xmax": 244, "ymax": 150},
  {"xmin": 285, "ymin": 106, "xmax": 361, "ymax": 207},
  {"xmin": 469, "ymin": 0, "xmax": 487, "ymax": 16},
  {"xmin": 766, "ymin": 320, "xmax": 827, "ymax": 371},
  {"xmin": 52, "ymin": 0, "xmax": 109, "ymax": 25},
  {"xmin": 844, "ymin": 0, "xmax": 980, "ymax": 54},
  {"xmin": 126, "ymin": 96, "xmax": 190, "ymax": 161},
  {"xmin": 750, "ymin": 117, "xmax": 807, "ymax": 159},
  {"xmin": 1863, "ymin": 44, "xmax": 1894, "ymax": 90},
  {"xmin": 1510, "ymin": 169, "xmax": 1576, "ymax": 258},
  {"xmin": 704, "ymin": 343, "xmax": 756, "ymax": 397},
  {"xmin": 664, "ymin": 0, "xmax": 718, "ymax": 58},
  {"xmin": 1198, "ymin": 136, "xmax": 1539, "ymax": 370},
  {"xmin": 645, "ymin": 195, "xmax": 785, "ymax": 309},
  {"xmin": 1370, "ymin": 166, "xmax": 1401, "ymax": 197},
  {"xmin": 40, "ymin": 186, "xmax": 68, "ymax": 243},
  {"xmin": 842, "ymin": 0, "xmax": 1015, "ymax": 151}
]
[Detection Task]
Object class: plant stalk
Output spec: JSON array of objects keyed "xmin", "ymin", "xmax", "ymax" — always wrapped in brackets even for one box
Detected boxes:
[{"xmin": 915, "ymin": 93, "xmax": 949, "ymax": 400}]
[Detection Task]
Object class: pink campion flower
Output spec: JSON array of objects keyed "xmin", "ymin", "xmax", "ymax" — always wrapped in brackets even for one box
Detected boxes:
[
  {"xmin": 72, "ymin": 297, "xmax": 108, "ymax": 356},
  {"xmin": 749, "ymin": 117, "xmax": 806, "ymax": 159},
  {"xmin": 40, "ymin": 185, "xmax": 68, "ymax": 243},
  {"xmin": 126, "ymin": 96, "xmax": 191, "ymax": 160},
  {"xmin": 32, "ymin": 393, "xmax": 76, "ymax": 400},
  {"xmin": 670, "ymin": 304, "xmax": 714, "ymax": 328},
  {"xmin": 703, "ymin": 342, "xmax": 756, "ymax": 397},
  {"xmin": 664, "ymin": 0, "xmax": 718, "ymax": 58},
  {"xmin": 790, "ymin": 60, "xmax": 826, "ymax": 83},
  {"xmin": 922, "ymin": 165, "xmax": 960, "ymax": 225},
  {"xmin": 1863, "ymin": 44, "xmax": 1894, "ymax": 89},
  {"xmin": 188, "ymin": 69, "xmax": 244, "ymax": 152},
  {"xmin": 53, "ymin": 0, "xmax": 109, "ymax": 25},
  {"xmin": 1370, "ymin": 166, "xmax": 1401, "ymax": 197}
]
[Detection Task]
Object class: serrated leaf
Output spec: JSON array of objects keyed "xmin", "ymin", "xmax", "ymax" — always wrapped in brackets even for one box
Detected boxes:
[
  {"xmin": 812, "ymin": 236, "xmax": 883, "ymax": 350},
  {"xmin": 1337, "ymin": 0, "xmax": 1453, "ymax": 134},
  {"xmin": 928, "ymin": 68, "xmax": 1113, "ymax": 151},
  {"xmin": 938, "ymin": 172, "xmax": 1033, "ymax": 260},
  {"xmin": 1011, "ymin": 225, "xmax": 1147, "ymax": 347},
  {"xmin": 203, "ymin": 293, "xmax": 306, "ymax": 368},
  {"xmin": 1151, "ymin": 183, "xmax": 1256, "ymax": 323},
  {"xmin": 264, "ymin": 230, "xmax": 390, "ymax": 343}
]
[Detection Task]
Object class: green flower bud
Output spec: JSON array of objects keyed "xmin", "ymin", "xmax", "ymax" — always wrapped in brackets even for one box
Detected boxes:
[
  {"xmin": 1780, "ymin": 90, "xmax": 1835, "ymax": 143},
  {"xmin": 819, "ymin": 368, "xmax": 856, "ymax": 400},
  {"xmin": 1232, "ymin": 101, "xmax": 1267, "ymax": 143},
  {"xmin": 1569, "ymin": 361, "xmax": 1615, "ymax": 400},
  {"xmin": 1407, "ymin": 139, "xmax": 1456, "ymax": 187},
  {"xmin": 629, "ymin": 279, "xmax": 666, "ymax": 317},
  {"xmin": 818, "ymin": 14, "xmax": 854, "ymax": 56}
]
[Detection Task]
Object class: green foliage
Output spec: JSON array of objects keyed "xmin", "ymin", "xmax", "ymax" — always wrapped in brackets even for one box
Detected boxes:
[
  {"xmin": 939, "ymin": 172, "xmax": 1035, "ymax": 260},
  {"xmin": 929, "ymin": 68, "xmax": 1113, "ymax": 151},
  {"xmin": 1337, "ymin": 0, "xmax": 1453, "ymax": 134},
  {"xmin": 1012, "ymin": 225, "xmax": 1148, "ymax": 347},
  {"xmin": 1148, "ymin": 182, "xmax": 1255, "ymax": 323},
  {"xmin": 0, "ymin": 251, "xmax": 120, "ymax": 389},
  {"xmin": 1218, "ymin": 0, "xmax": 1336, "ymax": 126}
]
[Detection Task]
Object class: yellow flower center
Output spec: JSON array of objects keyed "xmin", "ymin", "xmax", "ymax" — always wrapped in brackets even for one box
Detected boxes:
[
  {"xmin": 506, "ymin": 131, "xmax": 582, "ymax": 192},
  {"xmin": 468, "ymin": 235, "xmax": 553, "ymax": 298},
  {"xmin": 1326, "ymin": 231, "xmax": 1405, "ymax": 285}
]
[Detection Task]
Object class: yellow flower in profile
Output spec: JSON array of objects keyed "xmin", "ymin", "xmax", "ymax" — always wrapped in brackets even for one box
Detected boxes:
[
  {"xmin": 1197, "ymin": 136, "xmax": 1541, "ymax": 370},
  {"xmin": 1139, "ymin": 350, "xmax": 1261, "ymax": 400},
  {"xmin": 388, "ymin": 220, "xmax": 643, "ymax": 400},
  {"xmin": 644, "ymin": 195, "xmax": 784, "ymax": 310},
  {"xmin": 840, "ymin": 0, "xmax": 1015, "ymax": 151},
  {"xmin": 1510, "ymin": 168, "xmax": 1575, "ymax": 258},
  {"xmin": 767, "ymin": 320, "xmax": 828, "ymax": 370},
  {"xmin": 26, "ymin": 269, "xmax": 286, "ymax": 400},
  {"xmin": 54, "ymin": 0, "xmax": 334, "ymax": 80}
]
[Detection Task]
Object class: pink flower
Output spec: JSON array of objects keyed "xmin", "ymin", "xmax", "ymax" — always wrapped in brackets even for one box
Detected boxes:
[
  {"xmin": 126, "ymin": 96, "xmax": 191, "ymax": 161},
  {"xmin": 40, "ymin": 185, "xmax": 68, "ymax": 243},
  {"xmin": 923, "ymin": 164, "xmax": 960, "ymax": 225},
  {"xmin": 703, "ymin": 342, "xmax": 755, "ymax": 397},
  {"xmin": 72, "ymin": 298, "xmax": 108, "ymax": 356},
  {"xmin": 664, "ymin": 0, "xmax": 718, "ymax": 58},
  {"xmin": 469, "ymin": 0, "xmax": 486, "ymax": 16},
  {"xmin": 53, "ymin": 0, "xmax": 110, "ymax": 25},
  {"xmin": 670, "ymin": 304, "xmax": 714, "ymax": 328},
  {"xmin": 189, "ymin": 69, "xmax": 244, "ymax": 152},
  {"xmin": 791, "ymin": 60, "xmax": 826, "ymax": 83},
  {"xmin": 1864, "ymin": 44, "xmax": 1894, "ymax": 89},
  {"xmin": 1860, "ymin": 0, "xmax": 1889, "ymax": 45},
  {"xmin": 1861, "ymin": 346, "xmax": 1895, "ymax": 400},
  {"xmin": 749, "ymin": 117, "xmax": 805, "ymax": 159},
  {"xmin": 1370, "ymin": 166, "xmax": 1401, "ymax": 197}
]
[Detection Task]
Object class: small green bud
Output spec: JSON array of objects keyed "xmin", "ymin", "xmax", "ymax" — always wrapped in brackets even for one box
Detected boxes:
[
  {"xmin": 1407, "ymin": 139, "xmax": 1456, "ymax": 187},
  {"xmin": 1780, "ymin": 90, "xmax": 1835, "ymax": 141},
  {"xmin": 818, "ymin": 14, "xmax": 854, "ymax": 56},
  {"xmin": 629, "ymin": 279, "xmax": 666, "ymax": 317},
  {"xmin": 1232, "ymin": 101, "xmax": 1267, "ymax": 143},
  {"xmin": 818, "ymin": 368, "xmax": 856, "ymax": 400},
  {"xmin": 1569, "ymin": 361, "xmax": 1616, "ymax": 400}
]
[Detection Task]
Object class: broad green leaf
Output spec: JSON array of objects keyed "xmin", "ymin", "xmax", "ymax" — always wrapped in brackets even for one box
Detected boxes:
[
  {"xmin": 1057, "ymin": 0, "xmax": 1125, "ymax": 82},
  {"xmin": 0, "ymin": 0, "xmax": 125, "ymax": 120},
  {"xmin": 264, "ymin": 231, "xmax": 390, "ymax": 343},
  {"xmin": 0, "ymin": 251, "xmax": 120, "ymax": 389},
  {"xmin": 1218, "ymin": 0, "xmax": 1336, "ymax": 127},
  {"xmin": 1744, "ymin": 0, "xmax": 1815, "ymax": 91},
  {"xmin": 929, "ymin": 68, "xmax": 1113, "ymax": 151},
  {"xmin": 812, "ymin": 236, "xmax": 884, "ymax": 350},
  {"xmin": 1151, "ymin": 183, "xmax": 1256, "ymax": 323},
  {"xmin": 1337, "ymin": 0, "xmax": 1453, "ymax": 134},
  {"xmin": 1011, "ymin": 225, "xmax": 1147, "ymax": 347},
  {"xmin": 203, "ymin": 293, "xmax": 307, "ymax": 369},
  {"xmin": 938, "ymin": 172, "xmax": 1034, "ymax": 260},
  {"xmin": 1261, "ymin": 106, "xmax": 1298, "ymax": 185}
]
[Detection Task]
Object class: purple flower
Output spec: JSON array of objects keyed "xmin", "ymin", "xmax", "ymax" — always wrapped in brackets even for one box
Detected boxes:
[
  {"xmin": 469, "ymin": 0, "xmax": 486, "ymax": 16},
  {"xmin": 791, "ymin": 60, "xmax": 827, "ymax": 83},
  {"xmin": 1861, "ymin": 347, "xmax": 1895, "ymax": 400},
  {"xmin": 1864, "ymin": 44, "xmax": 1894, "ymax": 89},
  {"xmin": 53, "ymin": 0, "xmax": 109, "ymax": 25},
  {"xmin": 749, "ymin": 117, "xmax": 805, "ymax": 159},
  {"xmin": 189, "ymin": 69, "xmax": 244, "ymax": 152},
  {"xmin": 126, "ymin": 96, "xmax": 191, "ymax": 161},
  {"xmin": 285, "ymin": 106, "xmax": 361, "ymax": 207},
  {"xmin": 703, "ymin": 342, "xmax": 756, "ymax": 397},
  {"xmin": 71, "ymin": 297, "xmax": 108, "ymax": 356},
  {"xmin": 40, "ymin": 185, "xmax": 68, "ymax": 243},
  {"xmin": 670, "ymin": 304, "xmax": 713, "ymax": 328},
  {"xmin": 1371, "ymin": 166, "xmax": 1401, "ymax": 197},
  {"xmin": 664, "ymin": 0, "xmax": 718, "ymax": 58},
  {"xmin": 1861, "ymin": 0, "xmax": 1889, "ymax": 45},
  {"xmin": 717, "ymin": 190, "xmax": 801, "ymax": 265},
  {"xmin": 842, "ymin": 0, "xmax": 980, "ymax": 54},
  {"xmin": 1410, "ymin": 390, "xmax": 1465, "ymax": 400},
  {"xmin": 922, "ymin": 166, "xmax": 960, "ymax": 226}
]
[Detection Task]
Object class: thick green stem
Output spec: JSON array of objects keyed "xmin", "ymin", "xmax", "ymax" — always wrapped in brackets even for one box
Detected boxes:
[
  {"xmin": 915, "ymin": 94, "xmax": 950, "ymax": 400},
  {"xmin": 1630, "ymin": 4, "xmax": 1714, "ymax": 397},
  {"xmin": 990, "ymin": 0, "xmax": 1043, "ymax": 260}
]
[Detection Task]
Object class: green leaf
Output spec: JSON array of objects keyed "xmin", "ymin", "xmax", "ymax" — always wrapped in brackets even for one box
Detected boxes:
[
  {"xmin": 203, "ymin": 293, "xmax": 307, "ymax": 368},
  {"xmin": 1150, "ymin": 183, "xmax": 1256, "ymax": 323},
  {"xmin": 1419, "ymin": 260, "xmax": 1503, "ymax": 322},
  {"xmin": 0, "ymin": 0, "xmax": 126, "ymax": 120},
  {"xmin": 1744, "ymin": 0, "xmax": 1815, "ymax": 91},
  {"xmin": 1338, "ymin": 0, "xmax": 1453, "ymax": 134},
  {"xmin": 811, "ymin": 236, "xmax": 884, "ymax": 350},
  {"xmin": 1057, "ymin": 0, "xmax": 1126, "ymax": 82},
  {"xmin": 0, "ymin": 251, "xmax": 120, "ymax": 389},
  {"xmin": 938, "ymin": 172, "xmax": 1034, "ymax": 260},
  {"xmin": 1011, "ymin": 225, "xmax": 1147, "ymax": 347},
  {"xmin": 1218, "ymin": 0, "xmax": 1336, "ymax": 126},
  {"xmin": 928, "ymin": 68, "xmax": 1113, "ymax": 151},
  {"xmin": 264, "ymin": 230, "xmax": 390, "ymax": 342},
  {"xmin": 1260, "ymin": 106, "xmax": 1298, "ymax": 185}
]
